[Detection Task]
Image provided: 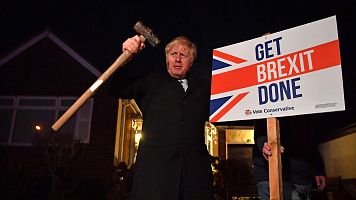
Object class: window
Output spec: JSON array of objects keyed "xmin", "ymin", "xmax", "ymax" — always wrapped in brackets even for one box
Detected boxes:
[{"xmin": 0, "ymin": 96, "xmax": 93, "ymax": 145}]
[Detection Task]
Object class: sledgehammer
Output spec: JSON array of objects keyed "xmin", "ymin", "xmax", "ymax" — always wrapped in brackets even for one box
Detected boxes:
[{"xmin": 51, "ymin": 21, "xmax": 160, "ymax": 132}]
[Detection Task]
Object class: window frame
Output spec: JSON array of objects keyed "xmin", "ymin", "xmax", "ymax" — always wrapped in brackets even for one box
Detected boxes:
[{"xmin": 0, "ymin": 96, "xmax": 93, "ymax": 146}]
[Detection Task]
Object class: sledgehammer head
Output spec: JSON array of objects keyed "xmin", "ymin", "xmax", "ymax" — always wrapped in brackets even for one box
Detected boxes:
[{"xmin": 134, "ymin": 21, "xmax": 160, "ymax": 47}]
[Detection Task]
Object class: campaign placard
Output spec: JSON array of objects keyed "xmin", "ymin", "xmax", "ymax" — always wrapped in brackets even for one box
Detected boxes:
[{"xmin": 209, "ymin": 16, "xmax": 344, "ymax": 122}]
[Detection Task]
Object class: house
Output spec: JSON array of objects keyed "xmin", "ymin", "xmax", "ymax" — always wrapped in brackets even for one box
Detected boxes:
[
  {"xmin": 0, "ymin": 30, "xmax": 134, "ymax": 199},
  {"xmin": 1, "ymin": 29, "xmax": 355, "ymax": 199}
]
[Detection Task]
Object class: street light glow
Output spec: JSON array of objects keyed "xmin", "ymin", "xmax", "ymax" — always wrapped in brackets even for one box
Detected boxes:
[{"xmin": 35, "ymin": 125, "xmax": 41, "ymax": 131}]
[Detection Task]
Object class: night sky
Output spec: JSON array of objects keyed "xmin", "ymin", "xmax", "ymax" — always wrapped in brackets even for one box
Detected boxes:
[{"xmin": 1, "ymin": 0, "xmax": 355, "ymax": 135}]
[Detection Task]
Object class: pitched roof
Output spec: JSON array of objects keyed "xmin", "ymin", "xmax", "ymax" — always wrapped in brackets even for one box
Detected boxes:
[{"xmin": 0, "ymin": 30, "xmax": 101, "ymax": 77}]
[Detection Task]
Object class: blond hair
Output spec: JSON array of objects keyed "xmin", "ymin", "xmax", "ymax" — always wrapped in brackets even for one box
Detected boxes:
[{"xmin": 165, "ymin": 36, "xmax": 197, "ymax": 63}]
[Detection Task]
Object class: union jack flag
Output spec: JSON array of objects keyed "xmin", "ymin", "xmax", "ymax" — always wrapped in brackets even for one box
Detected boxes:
[{"xmin": 209, "ymin": 49, "xmax": 249, "ymax": 123}]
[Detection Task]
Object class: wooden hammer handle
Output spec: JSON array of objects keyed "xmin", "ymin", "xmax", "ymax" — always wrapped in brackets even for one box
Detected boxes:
[{"xmin": 52, "ymin": 36, "xmax": 146, "ymax": 132}]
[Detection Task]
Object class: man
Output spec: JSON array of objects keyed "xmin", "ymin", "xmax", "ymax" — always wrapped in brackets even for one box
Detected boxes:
[
  {"xmin": 252, "ymin": 115, "xmax": 326, "ymax": 200},
  {"xmin": 110, "ymin": 35, "xmax": 213, "ymax": 200}
]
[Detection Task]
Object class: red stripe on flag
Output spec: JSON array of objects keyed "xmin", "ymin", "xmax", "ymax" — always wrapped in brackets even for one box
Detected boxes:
[
  {"xmin": 211, "ymin": 40, "xmax": 341, "ymax": 95},
  {"xmin": 213, "ymin": 49, "xmax": 247, "ymax": 64},
  {"xmin": 210, "ymin": 92, "xmax": 249, "ymax": 122}
]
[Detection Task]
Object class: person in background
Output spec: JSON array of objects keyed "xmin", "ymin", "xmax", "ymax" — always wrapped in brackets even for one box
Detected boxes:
[
  {"xmin": 252, "ymin": 115, "xmax": 326, "ymax": 200},
  {"xmin": 110, "ymin": 35, "xmax": 213, "ymax": 200}
]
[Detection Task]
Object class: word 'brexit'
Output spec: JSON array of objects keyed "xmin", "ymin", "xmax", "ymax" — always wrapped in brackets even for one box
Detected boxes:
[{"xmin": 257, "ymin": 50, "xmax": 314, "ymax": 83}]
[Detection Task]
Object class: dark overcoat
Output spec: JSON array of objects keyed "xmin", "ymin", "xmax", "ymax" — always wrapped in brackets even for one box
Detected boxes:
[{"xmin": 112, "ymin": 70, "xmax": 213, "ymax": 200}]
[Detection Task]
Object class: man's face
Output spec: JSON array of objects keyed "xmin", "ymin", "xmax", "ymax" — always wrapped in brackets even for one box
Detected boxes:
[{"xmin": 166, "ymin": 44, "xmax": 192, "ymax": 79}]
